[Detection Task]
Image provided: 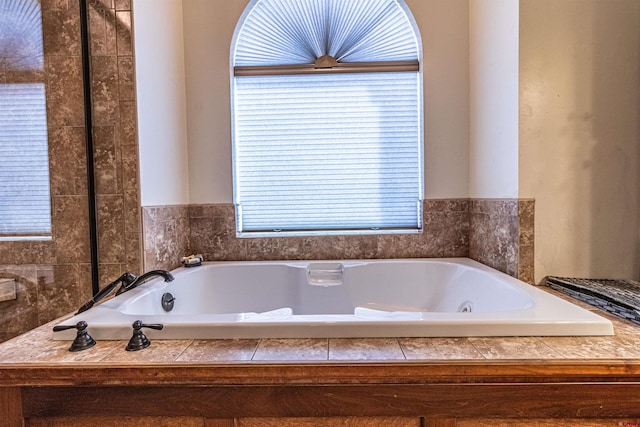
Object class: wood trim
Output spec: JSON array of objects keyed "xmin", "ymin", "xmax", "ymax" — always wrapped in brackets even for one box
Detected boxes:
[
  {"xmin": 0, "ymin": 387, "xmax": 23, "ymax": 427},
  {"xmin": 21, "ymin": 383, "xmax": 640, "ymax": 419},
  {"xmin": 3, "ymin": 361, "xmax": 640, "ymax": 387}
]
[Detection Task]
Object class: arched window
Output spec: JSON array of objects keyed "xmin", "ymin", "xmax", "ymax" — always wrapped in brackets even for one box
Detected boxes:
[{"xmin": 231, "ymin": 0, "xmax": 423, "ymax": 237}]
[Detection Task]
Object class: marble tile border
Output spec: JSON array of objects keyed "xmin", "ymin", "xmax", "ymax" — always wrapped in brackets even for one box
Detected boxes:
[
  {"xmin": 142, "ymin": 205, "xmax": 190, "ymax": 271},
  {"xmin": 142, "ymin": 199, "xmax": 533, "ymax": 284},
  {"xmin": 469, "ymin": 199, "xmax": 535, "ymax": 284}
]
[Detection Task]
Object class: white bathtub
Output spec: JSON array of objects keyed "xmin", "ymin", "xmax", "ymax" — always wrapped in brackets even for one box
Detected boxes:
[{"xmin": 53, "ymin": 258, "xmax": 613, "ymax": 340}]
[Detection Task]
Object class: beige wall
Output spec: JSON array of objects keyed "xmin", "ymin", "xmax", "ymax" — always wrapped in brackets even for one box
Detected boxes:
[
  {"xmin": 180, "ymin": 0, "xmax": 471, "ymax": 203},
  {"xmin": 469, "ymin": 0, "xmax": 519, "ymax": 198},
  {"xmin": 134, "ymin": 0, "xmax": 190, "ymax": 206},
  {"xmin": 519, "ymin": 0, "xmax": 640, "ymax": 282}
]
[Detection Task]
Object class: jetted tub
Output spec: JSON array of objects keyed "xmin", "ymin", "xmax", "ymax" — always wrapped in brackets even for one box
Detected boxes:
[{"xmin": 53, "ymin": 258, "xmax": 613, "ymax": 340}]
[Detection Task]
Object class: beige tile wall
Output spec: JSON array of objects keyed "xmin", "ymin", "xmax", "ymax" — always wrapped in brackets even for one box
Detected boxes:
[
  {"xmin": 0, "ymin": 0, "xmax": 142, "ymax": 343},
  {"xmin": 142, "ymin": 199, "xmax": 534, "ymax": 284},
  {"xmin": 88, "ymin": 0, "xmax": 142, "ymax": 284},
  {"xmin": 469, "ymin": 199, "xmax": 535, "ymax": 284}
]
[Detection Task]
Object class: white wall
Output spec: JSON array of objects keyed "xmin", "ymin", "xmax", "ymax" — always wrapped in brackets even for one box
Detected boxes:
[
  {"xmin": 469, "ymin": 0, "xmax": 519, "ymax": 198},
  {"xmin": 134, "ymin": 0, "xmax": 190, "ymax": 206},
  {"xmin": 182, "ymin": 0, "xmax": 471, "ymax": 203},
  {"xmin": 520, "ymin": 0, "xmax": 640, "ymax": 281}
]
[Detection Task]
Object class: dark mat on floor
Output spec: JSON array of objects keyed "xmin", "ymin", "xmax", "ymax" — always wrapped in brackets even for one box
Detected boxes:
[{"xmin": 546, "ymin": 276, "xmax": 640, "ymax": 325}]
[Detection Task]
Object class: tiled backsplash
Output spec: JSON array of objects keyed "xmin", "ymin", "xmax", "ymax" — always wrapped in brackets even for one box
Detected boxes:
[
  {"xmin": 142, "ymin": 199, "xmax": 534, "ymax": 284},
  {"xmin": 469, "ymin": 199, "xmax": 534, "ymax": 285}
]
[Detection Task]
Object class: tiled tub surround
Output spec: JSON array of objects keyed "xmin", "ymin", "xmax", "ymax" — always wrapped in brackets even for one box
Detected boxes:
[
  {"xmin": 1, "ymin": 1, "xmax": 92, "ymax": 343},
  {"xmin": 469, "ymin": 199, "xmax": 535, "ymax": 284},
  {"xmin": 0, "ymin": 1, "xmax": 143, "ymax": 343},
  {"xmin": 142, "ymin": 199, "xmax": 534, "ymax": 283}
]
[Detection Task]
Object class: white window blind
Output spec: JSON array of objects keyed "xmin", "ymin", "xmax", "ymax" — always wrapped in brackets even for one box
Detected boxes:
[
  {"xmin": 231, "ymin": 0, "xmax": 423, "ymax": 236},
  {"xmin": 234, "ymin": 0, "xmax": 420, "ymax": 66},
  {"xmin": 0, "ymin": 83, "xmax": 52, "ymax": 237}
]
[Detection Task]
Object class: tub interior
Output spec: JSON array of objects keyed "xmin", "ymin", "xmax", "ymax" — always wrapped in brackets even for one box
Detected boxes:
[
  {"xmin": 54, "ymin": 258, "xmax": 614, "ymax": 340},
  {"xmin": 119, "ymin": 261, "xmax": 535, "ymax": 316}
]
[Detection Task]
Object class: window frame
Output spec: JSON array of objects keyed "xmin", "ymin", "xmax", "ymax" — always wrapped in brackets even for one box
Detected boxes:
[{"xmin": 230, "ymin": 0, "xmax": 424, "ymax": 238}]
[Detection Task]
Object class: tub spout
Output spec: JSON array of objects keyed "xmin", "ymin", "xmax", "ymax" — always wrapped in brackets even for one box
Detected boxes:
[{"xmin": 116, "ymin": 269, "xmax": 174, "ymax": 295}]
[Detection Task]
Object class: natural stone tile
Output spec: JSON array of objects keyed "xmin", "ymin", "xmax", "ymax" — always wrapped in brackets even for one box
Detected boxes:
[
  {"xmin": 91, "ymin": 55, "xmax": 119, "ymax": 126},
  {"xmin": 53, "ymin": 195, "xmax": 91, "ymax": 263},
  {"xmin": 45, "ymin": 55, "xmax": 84, "ymax": 127},
  {"xmin": 123, "ymin": 188, "xmax": 141, "ymax": 233},
  {"xmin": 518, "ymin": 244, "xmax": 535, "ymax": 284},
  {"xmin": 97, "ymin": 195, "xmax": 125, "ymax": 263},
  {"xmin": 377, "ymin": 232, "xmax": 441, "ymax": 259},
  {"xmin": 329, "ymin": 338, "xmax": 405, "ymax": 360},
  {"xmin": 425, "ymin": 210, "xmax": 470, "ymax": 258},
  {"xmin": 469, "ymin": 206, "xmax": 519, "ymax": 277},
  {"xmin": 541, "ymin": 335, "xmax": 640, "ymax": 359},
  {"xmin": 342, "ymin": 235, "xmax": 379, "ymax": 259},
  {"xmin": 115, "ymin": 11, "xmax": 132, "ymax": 55},
  {"xmin": 41, "ymin": 0, "xmax": 71, "ymax": 11},
  {"xmin": 93, "ymin": 125, "xmax": 121, "ymax": 195},
  {"xmin": 246, "ymin": 237, "xmax": 304, "ymax": 261},
  {"xmin": 425, "ymin": 199, "xmax": 470, "ymax": 213},
  {"xmin": 115, "ymin": 0, "xmax": 131, "ymax": 11},
  {"xmin": 33, "ymin": 339, "xmax": 121, "ymax": 362},
  {"xmin": 253, "ymin": 338, "xmax": 328, "ymax": 361},
  {"xmin": 125, "ymin": 231, "xmax": 143, "ymax": 273},
  {"xmin": 97, "ymin": 263, "xmax": 124, "ymax": 290},
  {"xmin": 88, "ymin": 1, "xmax": 108, "ymax": 55},
  {"xmin": 117, "ymin": 56, "xmax": 135, "ymax": 100},
  {"xmin": 177, "ymin": 339, "xmax": 259, "ymax": 362},
  {"xmin": 471, "ymin": 199, "xmax": 518, "ymax": 216},
  {"xmin": 189, "ymin": 216, "xmax": 245, "ymax": 261},
  {"xmin": 42, "ymin": 7, "xmax": 81, "ymax": 56},
  {"xmin": 0, "ymin": 326, "xmax": 59, "ymax": 363},
  {"xmin": 468, "ymin": 337, "xmax": 561, "ymax": 359},
  {"xmin": 189, "ymin": 204, "xmax": 234, "ymax": 219},
  {"xmin": 399, "ymin": 338, "xmax": 485, "ymax": 360},
  {"xmin": 5, "ymin": 62, "xmax": 45, "ymax": 82},
  {"xmin": 49, "ymin": 126, "xmax": 87, "ymax": 196},
  {"xmin": 0, "ymin": 241, "xmax": 55, "ymax": 265},
  {"xmin": 118, "ymin": 100, "xmax": 137, "ymax": 145},
  {"xmin": 91, "ymin": 0, "xmax": 115, "ymax": 10},
  {"xmin": 37, "ymin": 264, "xmax": 92, "ymax": 324},
  {"xmin": 302, "ymin": 236, "xmax": 347, "ymax": 259},
  {"xmin": 102, "ymin": 339, "xmax": 193, "ymax": 363},
  {"xmin": 0, "ymin": 266, "xmax": 39, "ymax": 334},
  {"xmin": 0, "ymin": 331, "xmax": 21, "ymax": 343},
  {"xmin": 518, "ymin": 199, "xmax": 535, "ymax": 246},
  {"xmin": 141, "ymin": 206, "xmax": 190, "ymax": 270}
]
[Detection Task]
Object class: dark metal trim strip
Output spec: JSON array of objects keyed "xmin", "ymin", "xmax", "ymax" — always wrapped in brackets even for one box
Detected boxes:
[{"xmin": 79, "ymin": 0, "xmax": 100, "ymax": 296}]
